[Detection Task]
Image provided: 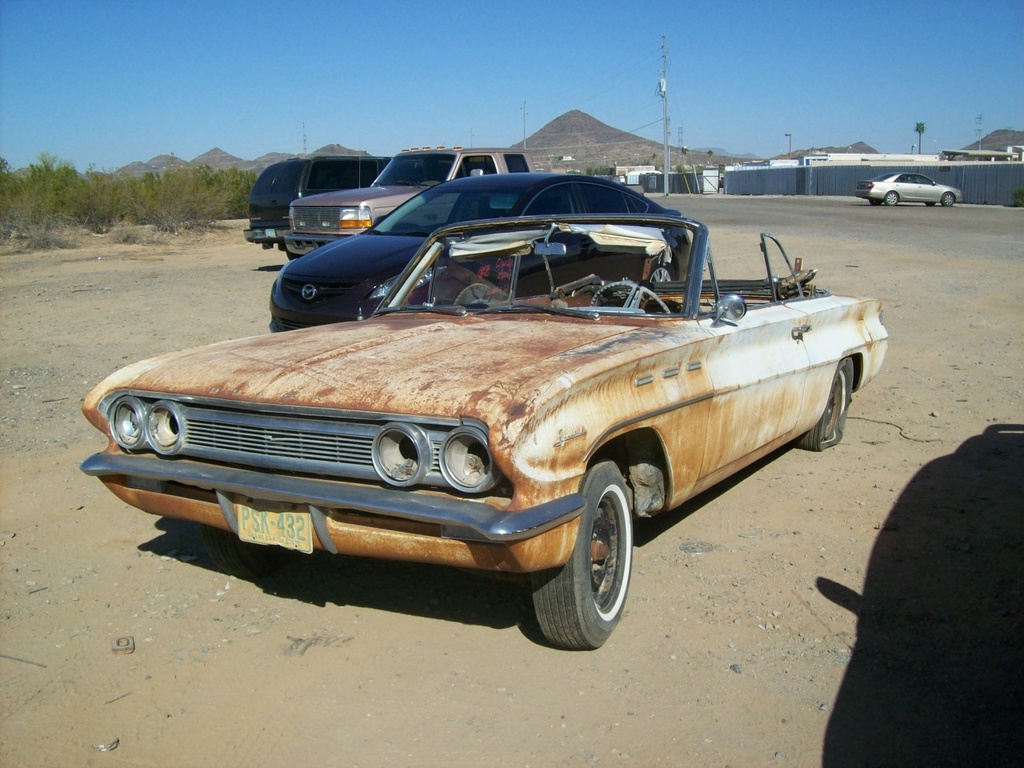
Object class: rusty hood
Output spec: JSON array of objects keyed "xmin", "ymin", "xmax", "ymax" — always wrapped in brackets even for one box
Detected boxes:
[{"xmin": 85, "ymin": 313, "xmax": 690, "ymax": 429}]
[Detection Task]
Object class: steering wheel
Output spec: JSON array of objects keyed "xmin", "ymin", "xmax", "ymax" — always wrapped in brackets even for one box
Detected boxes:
[{"xmin": 590, "ymin": 279, "xmax": 671, "ymax": 314}]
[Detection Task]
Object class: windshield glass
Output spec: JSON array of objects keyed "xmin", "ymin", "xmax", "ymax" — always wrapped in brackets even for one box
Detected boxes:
[
  {"xmin": 383, "ymin": 222, "xmax": 695, "ymax": 316},
  {"xmin": 374, "ymin": 153, "xmax": 456, "ymax": 187},
  {"xmin": 373, "ymin": 185, "xmax": 528, "ymax": 237}
]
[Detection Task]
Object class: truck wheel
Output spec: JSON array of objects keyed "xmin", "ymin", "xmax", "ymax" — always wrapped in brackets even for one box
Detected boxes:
[
  {"xmin": 199, "ymin": 523, "xmax": 289, "ymax": 578},
  {"xmin": 530, "ymin": 461, "xmax": 633, "ymax": 649},
  {"xmin": 796, "ymin": 358, "xmax": 853, "ymax": 452}
]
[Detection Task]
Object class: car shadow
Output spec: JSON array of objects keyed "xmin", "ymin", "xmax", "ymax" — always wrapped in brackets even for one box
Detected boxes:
[
  {"xmin": 139, "ymin": 517, "xmax": 527, "ymax": 633},
  {"xmin": 818, "ymin": 424, "xmax": 1024, "ymax": 767},
  {"xmin": 136, "ymin": 447, "xmax": 795, "ymax": 646},
  {"xmin": 254, "ymin": 263, "xmax": 283, "ymax": 273}
]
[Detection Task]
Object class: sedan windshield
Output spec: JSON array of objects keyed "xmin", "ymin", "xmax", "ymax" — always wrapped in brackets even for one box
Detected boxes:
[{"xmin": 371, "ymin": 186, "xmax": 529, "ymax": 237}]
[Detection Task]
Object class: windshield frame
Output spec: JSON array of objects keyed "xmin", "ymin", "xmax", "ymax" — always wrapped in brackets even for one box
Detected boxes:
[{"xmin": 376, "ymin": 213, "xmax": 710, "ymax": 319}]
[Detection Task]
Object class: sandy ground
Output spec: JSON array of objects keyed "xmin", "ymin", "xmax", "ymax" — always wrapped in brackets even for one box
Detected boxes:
[{"xmin": 1, "ymin": 196, "xmax": 1021, "ymax": 768}]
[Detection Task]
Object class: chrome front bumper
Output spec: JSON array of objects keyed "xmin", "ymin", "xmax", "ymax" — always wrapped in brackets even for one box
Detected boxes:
[{"xmin": 81, "ymin": 453, "xmax": 584, "ymax": 544}]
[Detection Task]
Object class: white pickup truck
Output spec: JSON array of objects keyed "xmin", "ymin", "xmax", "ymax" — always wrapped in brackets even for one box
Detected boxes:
[{"xmin": 283, "ymin": 147, "xmax": 535, "ymax": 257}]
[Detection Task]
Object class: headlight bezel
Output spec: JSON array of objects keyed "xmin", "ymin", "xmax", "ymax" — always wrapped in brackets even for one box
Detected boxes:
[
  {"xmin": 372, "ymin": 422, "xmax": 432, "ymax": 487},
  {"xmin": 439, "ymin": 425, "xmax": 500, "ymax": 493},
  {"xmin": 145, "ymin": 400, "xmax": 186, "ymax": 455},
  {"xmin": 109, "ymin": 396, "xmax": 149, "ymax": 452}
]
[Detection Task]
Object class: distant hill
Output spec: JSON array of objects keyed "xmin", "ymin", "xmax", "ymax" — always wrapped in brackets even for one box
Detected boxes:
[
  {"xmin": 786, "ymin": 141, "xmax": 879, "ymax": 159},
  {"xmin": 511, "ymin": 109, "xmax": 750, "ymax": 171},
  {"xmin": 116, "ymin": 143, "xmax": 376, "ymax": 177},
  {"xmin": 961, "ymin": 128, "xmax": 1024, "ymax": 151},
  {"xmin": 108, "ymin": 118, "xmax": 1023, "ymax": 177}
]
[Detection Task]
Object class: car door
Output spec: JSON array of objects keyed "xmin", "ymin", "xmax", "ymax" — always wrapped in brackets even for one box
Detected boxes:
[
  {"xmin": 895, "ymin": 173, "xmax": 920, "ymax": 201},
  {"xmin": 914, "ymin": 175, "xmax": 940, "ymax": 203},
  {"xmin": 695, "ymin": 302, "xmax": 812, "ymax": 483}
]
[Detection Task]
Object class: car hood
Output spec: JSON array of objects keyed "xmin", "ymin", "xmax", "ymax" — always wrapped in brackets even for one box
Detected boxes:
[
  {"xmin": 284, "ymin": 234, "xmax": 423, "ymax": 281},
  {"xmin": 295, "ymin": 185, "xmax": 424, "ymax": 207},
  {"xmin": 85, "ymin": 314, "xmax": 690, "ymax": 436}
]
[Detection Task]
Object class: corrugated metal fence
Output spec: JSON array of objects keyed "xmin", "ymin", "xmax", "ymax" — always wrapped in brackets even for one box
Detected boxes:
[{"xmin": 719, "ymin": 164, "xmax": 1024, "ymax": 205}]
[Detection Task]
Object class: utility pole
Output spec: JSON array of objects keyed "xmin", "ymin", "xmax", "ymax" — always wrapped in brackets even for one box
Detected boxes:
[
  {"xmin": 302, "ymin": 123, "xmax": 307, "ymax": 156},
  {"xmin": 785, "ymin": 132, "xmax": 792, "ymax": 156},
  {"xmin": 660, "ymin": 35, "xmax": 670, "ymax": 196},
  {"xmin": 975, "ymin": 114, "xmax": 984, "ymax": 149},
  {"xmin": 522, "ymin": 102, "xmax": 528, "ymax": 149}
]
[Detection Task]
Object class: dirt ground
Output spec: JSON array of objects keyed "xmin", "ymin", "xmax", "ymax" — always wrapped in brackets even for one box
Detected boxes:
[{"xmin": 1, "ymin": 196, "xmax": 1021, "ymax": 768}]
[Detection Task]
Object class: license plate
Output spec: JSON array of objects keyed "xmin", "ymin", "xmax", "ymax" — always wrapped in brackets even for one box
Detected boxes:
[
  {"xmin": 236, "ymin": 502, "xmax": 313, "ymax": 553},
  {"xmin": 265, "ymin": 228, "xmax": 276, "ymax": 238}
]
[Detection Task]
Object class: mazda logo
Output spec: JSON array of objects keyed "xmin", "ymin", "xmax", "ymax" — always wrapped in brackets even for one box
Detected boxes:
[{"xmin": 301, "ymin": 284, "xmax": 318, "ymax": 301}]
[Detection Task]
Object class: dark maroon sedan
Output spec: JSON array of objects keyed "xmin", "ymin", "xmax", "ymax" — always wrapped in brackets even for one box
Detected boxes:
[{"xmin": 269, "ymin": 173, "xmax": 677, "ymax": 331}]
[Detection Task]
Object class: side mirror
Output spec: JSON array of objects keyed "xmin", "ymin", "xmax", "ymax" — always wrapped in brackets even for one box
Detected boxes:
[{"xmin": 712, "ymin": 294, "xmax": 747, "ymax": 326}]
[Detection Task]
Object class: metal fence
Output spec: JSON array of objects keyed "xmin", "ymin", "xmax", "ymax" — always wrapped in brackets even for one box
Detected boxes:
[{"xmin": 718, "ymin": 163, "xmax": 1024, "ymax": 206}]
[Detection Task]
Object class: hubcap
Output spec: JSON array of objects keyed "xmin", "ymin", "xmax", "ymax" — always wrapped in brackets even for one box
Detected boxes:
[{"xmin": 591, "ymin": 495, "xmax": 621, "ymax": 610}]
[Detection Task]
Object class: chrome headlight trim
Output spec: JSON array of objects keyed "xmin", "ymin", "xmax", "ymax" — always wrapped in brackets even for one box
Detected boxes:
[
  {"xmin": 372, "ymin": 422, "xmax": 431, "ymax": 487},
  {"xmin": 110, "ymin": 396, "xmax": 149, "ymax": 452},
  {"xmin": 439, "ymin": 425, "xmax": 500, "ymax": 493},
  {"xmin": 145, "ymin": 400, "xmax": 186, "ymax": 455}
]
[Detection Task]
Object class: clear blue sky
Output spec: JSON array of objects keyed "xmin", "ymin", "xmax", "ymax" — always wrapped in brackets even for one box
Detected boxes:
[{"xmin": 1, "ymin": 0, "xmax": 1021, "ymax": 170}]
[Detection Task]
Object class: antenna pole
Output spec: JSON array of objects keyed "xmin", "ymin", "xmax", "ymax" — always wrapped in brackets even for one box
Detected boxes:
[{"xmin": 661, "ymin": 36, "xmax": 670, "ymax": 196}]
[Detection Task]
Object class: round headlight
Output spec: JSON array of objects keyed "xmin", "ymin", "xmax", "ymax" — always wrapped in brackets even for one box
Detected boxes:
[
  {"xmin": 146, "ymin": 400, "xmax": 185, "ymax": 455},
  {"xmin": 440, "ymin": 426, "xmax": 499, "ymax": 493},
  {"xmin": 372, "ymin": 423, "xmax": 431, "ymax": 486},
  {"xmin": 110, "ymin": 396, "xmax": 148, "ymax": 451}
]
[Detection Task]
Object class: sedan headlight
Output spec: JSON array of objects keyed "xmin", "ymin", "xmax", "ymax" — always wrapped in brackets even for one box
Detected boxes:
[
  {"xmin": 146, "ymin": 400, "xmax": 186, "ymax": 455},
  {"xmin": 440, "ymin": 426, "xmax": 499, "ymax": 493},
  {"xmin": 109, "ymin": 396, "xmax": 148, "ymax": 451},
  {"xmin": 372, "ymin": 422, "xmax": 432, "ymax": 487},
  {"xmin": 368, "ymin": 268, "xmax": 433, "ymax": 301},
  {"xmin": 339, "ymin": 206, "xmax": 372, "ymax": 230}
]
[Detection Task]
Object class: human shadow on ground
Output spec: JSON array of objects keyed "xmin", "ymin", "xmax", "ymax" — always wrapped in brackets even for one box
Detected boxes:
[{"xmin": 819, "ymin": 424, "xmax": 1024, "ymax": 767}]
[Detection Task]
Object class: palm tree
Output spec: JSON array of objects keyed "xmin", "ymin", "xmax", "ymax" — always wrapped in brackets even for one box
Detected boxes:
[{"xmin": 915, "ymin": 122, "xmax": 926, "ymax": 154}]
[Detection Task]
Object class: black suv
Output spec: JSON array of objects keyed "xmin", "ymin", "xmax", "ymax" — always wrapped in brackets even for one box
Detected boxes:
[{"xmin": 244, "ymin": 155, "xmax": 389, "ymax": 252}]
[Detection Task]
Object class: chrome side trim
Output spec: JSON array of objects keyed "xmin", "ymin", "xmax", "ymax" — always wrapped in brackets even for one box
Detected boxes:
[{"xmin": 81, "ymin": 453, "xmax": 583, "ymax": 543}]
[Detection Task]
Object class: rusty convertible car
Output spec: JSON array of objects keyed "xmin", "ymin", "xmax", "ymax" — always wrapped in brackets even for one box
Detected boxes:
[{"xmin": 81, "ymin": 213, "xmax": 887, "ymax": 649}]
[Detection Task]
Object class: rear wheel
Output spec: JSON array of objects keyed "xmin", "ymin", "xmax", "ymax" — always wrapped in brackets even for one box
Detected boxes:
[
  {"xmin": 199, "ymin": 523, "xmax": 290, "ymax": 578},
  {"xmin": 940, "ymin": 191, "xmax": 955, "ymax": 207},
  {"xmin": 883, "ymin": 191, "xmax": 900, "ymax": 206},
  {"xmin": 531, "ymin": 462, "xmax": 634, "ymax": 649},
  {"xmin": 796, "ymin": 358, "xmax": 854, "ymax": 451}
]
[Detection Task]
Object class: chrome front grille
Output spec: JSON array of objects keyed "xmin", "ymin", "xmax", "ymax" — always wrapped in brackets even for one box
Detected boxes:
[
  {"xmin": 166, "ymin": 401, "xmax": 448, "ymax": 486},
  {"xmin": 282, "ymin": 277, "xmax": 360, "ymax": 305},
  {"xmin": 290, "ymin": 206, "xmax": 341, "ymax": 233}
]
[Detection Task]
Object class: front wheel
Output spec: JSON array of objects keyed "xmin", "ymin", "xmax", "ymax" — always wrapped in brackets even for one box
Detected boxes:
[
  {"xmin": 796, "ymin": 358, "xmax": 854, "ymax": 451},
  {"xmin": 531, "ymin": 462, "xmax": 634, "ymax": 649},
  {"xmin": 940, "ymin": 191, "xmax": 955, "ymax": 207},
  {"xmin": 884, "ymin": 191, "xmax": 900, "ymax": 206},
  {"xmin": 199, "ymin": 523, "xmax": 290, "ymax": 578}
]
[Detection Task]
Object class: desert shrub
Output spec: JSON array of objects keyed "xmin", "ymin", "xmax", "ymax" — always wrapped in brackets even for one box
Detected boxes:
[
  {"xmin": 71, "ymin": 171, "xmax": 133, "ymax": 233},
  {"xmin": 0, "ymin": 205, "xmax": 77, "ymax": 250},
  {"xmin": 130, "ymin": 165, "xmax": 255, "ymax": 232},
  {"xmin": 1, "ymin": 154, "xmax": 255, "ymax": 248},
  {"xmin": 1013, "ymin": 186, "xmax": 1024, "ymax": 208}
]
